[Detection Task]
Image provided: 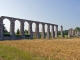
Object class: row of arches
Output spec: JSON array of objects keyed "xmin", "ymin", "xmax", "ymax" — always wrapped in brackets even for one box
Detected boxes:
[
  {"xmin": 3, "ymin": 18, "xmax": 57, "ymax": 34},
  {"xmin": 0, "ymin": 16, "xmax": 58, "ymax": 39}
]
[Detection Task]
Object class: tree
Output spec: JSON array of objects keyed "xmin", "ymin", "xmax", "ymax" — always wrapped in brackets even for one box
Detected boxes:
[
  {"xmin": 75, "ymin": 27, "xmax": 80, "ymax": 31},
  {"xmin": 3, "ymin": 25, "xmax": 8, "ymax": 33},
  {"xmin": 24, "ymin": 30, "xmax": 28, "ymax": 35},
  {"xmin": 63, "ymin": 30, "xmax": 68, "ymax": 35},
  {"xmin": 58, "ymin": 31, "xmax": 60, "ymax": 35},
  {"xmin": 16, "ymin": 28, "xmax": 20, "ymax": 35}
]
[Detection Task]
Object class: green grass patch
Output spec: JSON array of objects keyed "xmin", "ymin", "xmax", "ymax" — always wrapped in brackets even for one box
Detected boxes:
[
  {"xmin": 0, "ymin": 45, "xmax": 33, "ymax": 60},
  {"xmin": 0, "ymin": 44, "xmax": 47, "ymax": 60}
]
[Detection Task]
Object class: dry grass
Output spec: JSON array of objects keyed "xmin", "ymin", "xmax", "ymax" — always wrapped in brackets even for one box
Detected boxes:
[{"xmin": 0, "ymin": 38, "xmax": 80, "ymax": 60}]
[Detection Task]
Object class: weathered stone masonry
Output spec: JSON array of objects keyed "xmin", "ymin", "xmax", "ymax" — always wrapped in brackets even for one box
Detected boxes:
[{"xmin": 0, "ymin": 16, "xmax": 58, "ymax": 40}]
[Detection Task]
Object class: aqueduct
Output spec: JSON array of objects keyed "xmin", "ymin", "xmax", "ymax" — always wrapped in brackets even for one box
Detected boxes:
[{"xmin": 0, "ymin": 16, "xmax": 59, "ymax": 40}]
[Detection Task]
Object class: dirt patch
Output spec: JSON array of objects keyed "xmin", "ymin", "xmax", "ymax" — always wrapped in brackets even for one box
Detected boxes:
[{"xmin": 0, "ymin": 56, "xmax": 3, "ymax": 60}]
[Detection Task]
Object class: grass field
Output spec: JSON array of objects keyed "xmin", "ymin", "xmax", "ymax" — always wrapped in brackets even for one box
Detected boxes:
[{"xmin": 0, "ymin": 38, "xmax": 80, "ymax": 60}]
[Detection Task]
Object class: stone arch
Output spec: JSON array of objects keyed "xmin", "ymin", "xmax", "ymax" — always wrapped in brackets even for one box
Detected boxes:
[
  {"xmin": 45, "ymin": 24, "xmax": 47, "ymax": 38},
  {"xmin": 39, "ymin": 23, "xmax": 42, "ymax": 38},
  {"xmin": 0, "ymin": 16, "xmax": 59, "ymax": 40},
  {"xmin": 32, "ymin": 22, "xmax": 36, "ymax": 38}
]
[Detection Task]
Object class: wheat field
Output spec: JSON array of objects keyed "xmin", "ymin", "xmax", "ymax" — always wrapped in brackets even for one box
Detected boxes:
[{"xmin": 0, "ymin": 38, "xmax": 80, "ymax": 60}]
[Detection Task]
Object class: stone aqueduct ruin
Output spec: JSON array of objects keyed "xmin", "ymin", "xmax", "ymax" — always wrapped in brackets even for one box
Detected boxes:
[{"xmin": 0, "ymin": 16, "xmax": 60, "ymax": 40}]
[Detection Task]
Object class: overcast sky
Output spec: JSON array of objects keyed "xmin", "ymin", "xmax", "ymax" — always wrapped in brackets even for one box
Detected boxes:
[{"xmin": 0, "ymin": 0, "xmax": 80, "ymax": 32}]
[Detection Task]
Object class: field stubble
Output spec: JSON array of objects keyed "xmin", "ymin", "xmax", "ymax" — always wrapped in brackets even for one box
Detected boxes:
[{"xmin": 0, "ymin": 38, "xmax": 80, "ymax": 60}]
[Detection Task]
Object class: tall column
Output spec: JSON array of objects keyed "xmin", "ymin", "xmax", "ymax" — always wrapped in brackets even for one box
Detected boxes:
[
  {"xmin": 28, "ymin": 21, "xmax": 33, "ymax": 38},
  {"xmin": 10, "ymin": 20, "xmax": 15, "ymax": 39},
  {"xmin": 77, "ymin": 31, "xmax": 79, "ymax": 37},
  {"xmin": 47, "ymin": 24, "xmax": 50, "ymax": 39},
  {"xmin": 61, "ymin": 25, "xmax": 63, "ymax": 38},
  {"xmin": 0, "ymin": 18, "xmax": 3, "ymax": 40},
  {"xmin": 68, "ymin": 29, "xmax": 70, "ymax": 38},
  {"xmin": 75, "ymin": 30, "xmax": 77, "ymax": 37},
  {"xmin": 51, "ymin": 25, "xmax": 55, "ymax": 38},
  {"xmin": 20, "ymin": 21, "xmax": 25, "ymax": 38},
  {"xmin": 55, "ymin": 25, "xmax": 58, "ymax": 38},
  {"xmin": 35, "ymin": 22, "xmax": 40, "ymax": 38},
  {"xmin": 72, "ymin": 29, "xmax": 74, "ymax": 37},
  {"xmin": 42, "ymin": 23, "xmax": 45, "ymax": 38}
]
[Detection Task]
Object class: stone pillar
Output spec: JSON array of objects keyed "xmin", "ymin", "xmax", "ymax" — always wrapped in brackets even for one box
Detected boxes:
[
  {"xmin": 28, "ymin": 21, "xmax": 33, "ymax": 38},
  {"xmin": 20, "ymin": 21, "xmax": 25, "ymax": 38},
  {"xmin": 51, "ymin": 25, "xmax": 55, "ymax": 38},
  {"xmin": 72, "ymin": 29, "xmax": 74, "ymax": 37},
  {"xmin": 42, "ymin": 23, "xmax": 45, "ymax": 38},
  {"xmin": 75, "ymin": 30, "xmax": 77, "ymax": 37},
  {"xmin": 0, "ymin": 18, "xmax": 3, "ymax": 40},
  {"xmin": 55, "ymin": 25, "xmax": 58, "ymax": 38},
  {"xmin": 77, "ymin": 31, "xmax": 79, "ymax": 37},
  {"xmin": 10, "ymin": 20, "xmax": 15, "ymax": 39},
  {"xmin": 47, "ymin": 24, "xmax": 50, "ymax": 39},
  {"xmin": 61, "ymin": 25, "xmax": 63, "ymax": 38},
  {"xmin": 68, "ymin": 29, "xmax": 70, "ymax": 38},
  {"xmin": 68, "ymin": 28, "xmax": 74, "ymax": 37},
  {"xmin": 35, "ymin": 22, "xmax": 40, "ymax": 38}
]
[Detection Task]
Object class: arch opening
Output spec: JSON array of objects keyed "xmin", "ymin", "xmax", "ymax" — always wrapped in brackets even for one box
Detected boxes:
[
  {"xmin": 45, "ymin": 24, "xmax": 47, "ymax": 38},
  {"xmin": 15, "ymin": 20, "xmax": 20, "ymax": 35},
  {"xmin": 24, "ymin": 21, "xmax": 29, "ymax": 35},
  {"xmin": 39, "ymin": 23, "xmax": 42, "ymax": 38},
  {"xmin": 32, "ymin": 22, "xmax": 36, "ymax": 38},
  {"xmin": 3, "ymin": 18, "xmax": 10, "ymax": 36}
]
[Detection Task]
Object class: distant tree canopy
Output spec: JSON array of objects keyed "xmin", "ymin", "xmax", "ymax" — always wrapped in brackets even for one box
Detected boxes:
[
  {"xmin": 63, "ymin": 30, "xmax": 68, "ymax": 35},
  {"xmin": 58, "ymin": 27, "xmax": 80, "ymax": 35},
  {"xmin": 58, "ymin": 30, "xmax": 68, "ymax": 35},
  {"xmin": 74, "ymin": 27, "xmax": 80, "ymax": 31}
]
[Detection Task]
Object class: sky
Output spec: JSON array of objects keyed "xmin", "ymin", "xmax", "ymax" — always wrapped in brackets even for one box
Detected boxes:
[{"xmin": 0, "ymin": 0, "xmax": 80, "ymax": 32}]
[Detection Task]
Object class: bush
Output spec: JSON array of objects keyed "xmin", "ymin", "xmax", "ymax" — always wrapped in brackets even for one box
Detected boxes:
[
  {"xmin": 3, "ymin": 33, "xmax": 11, "ymax": 37},
  {"xmin": 15, "ymin": 34, "xmax": 21, "ymax": 37},
  {"xmin": 25, "ymin": 35, "xmax": 30, "ymax": 37}
]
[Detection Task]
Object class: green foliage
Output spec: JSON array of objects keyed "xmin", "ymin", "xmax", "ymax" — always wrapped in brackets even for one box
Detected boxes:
[
  {"xmin": 3, "ymin": 25, "xmax": 10, "ymax": 36},
  {"xmin": 63, "ymin": 30, "xmax": 68, "ymax": 35},
  {"xmin": 24, "ymin": 30, "xmax": 28, "ymax": 35},
  {"xmin": 3, "ymin": 32, "xmax": 10, "ymax": 37},
  {"xmin": 16, "ymin": 28, "xmax": 20, "ymax": 35},
  {"xmin": 3, "ymin": 25, "xmax": 11, "ymax": 37},
  {"xmin": 15, "ymin": 34, "xmax": 21, "ymax": 37},
  {"xmin": 0, "ymin": 45, "xmax": 33, "ymax": 60},
  {"xmin": 0, "ymin": 44, "xmax": 47, "ymax": 60},
  {"xmin": 25, "ymin": 35, "xmax": 30, "ymax": 37},
  {"xmin": 58, "ymin": 30, "xmax": 68, "ymax": 35},
  {"xmin": 75, "ymin": 27, "xmax": 80, "ymax": 31},
  {"xmin": 58, "ymin": 31, "xmax": 60, "ymax": 35},
  {"xmin": 3, "ymin": 25, "xmax": 8, "ymax": 33}
]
